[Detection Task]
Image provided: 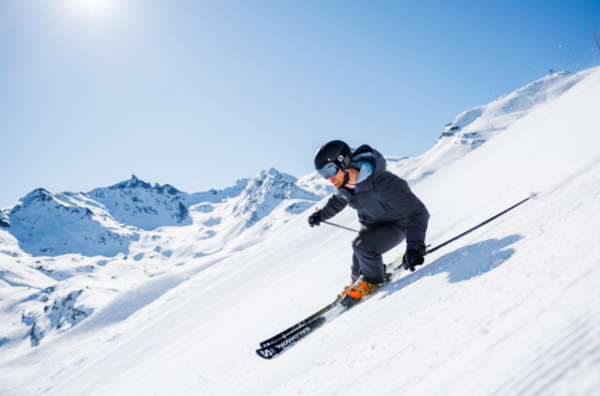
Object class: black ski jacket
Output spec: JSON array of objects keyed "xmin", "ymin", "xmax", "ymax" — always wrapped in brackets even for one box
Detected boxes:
[{"xmin": 317, "ymin": 145, "xmax": 429, "ymax": 250}]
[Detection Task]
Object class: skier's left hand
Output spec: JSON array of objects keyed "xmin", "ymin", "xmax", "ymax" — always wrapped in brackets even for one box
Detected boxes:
[
  {"xmin": 308, "ymin": 212, "xmax": 322, "ymax": 227},
  {"xmin": 402, "ymin": 249, "xmax": 425, "ymax": 272}
]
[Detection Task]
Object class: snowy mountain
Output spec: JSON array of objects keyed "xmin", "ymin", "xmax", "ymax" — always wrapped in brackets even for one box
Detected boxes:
[
  {"xmin": 235, "ymin": 168, "xmax": 324, "ymax": 226},
  {"xmin": 0, "ymin": 169, "xmax": 326, "ymax": 259},
  {"xmin": 1, "ymin": 67, "xmax": 600, "ymax": 395},
  {"xmin": 1, "ymin": 188, "xmax": 138, "ymax": 257}
]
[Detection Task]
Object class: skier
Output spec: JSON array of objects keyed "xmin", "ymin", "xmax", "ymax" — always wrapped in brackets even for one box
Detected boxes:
[{"xmin": 308, "ymin": 140, "xmax": 430, "ymax": 307}]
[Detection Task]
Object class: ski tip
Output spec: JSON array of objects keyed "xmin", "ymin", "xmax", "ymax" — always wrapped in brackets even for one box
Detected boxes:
[
  {"xmin": 529, "ymin": 191, "xmax": 540, "ymax": 199},
  {"xmin": 256, "ymin": 347, "xmax": 277, "ymax": 360}
]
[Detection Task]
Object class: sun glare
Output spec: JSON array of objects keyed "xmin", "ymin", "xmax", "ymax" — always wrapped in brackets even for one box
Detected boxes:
[{"xmin": 70, "ymin": 0, "xmax": 113, "ymax": 17}]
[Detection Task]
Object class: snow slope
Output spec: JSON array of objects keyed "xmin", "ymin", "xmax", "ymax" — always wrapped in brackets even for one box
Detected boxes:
[{"xmin": 1, "ymin": 67, "xmax": 599, "ymax": 395}]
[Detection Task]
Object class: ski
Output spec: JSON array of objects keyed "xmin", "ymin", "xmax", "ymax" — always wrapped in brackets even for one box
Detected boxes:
[
  {"xmin": 258, "ymin": 263, "xmax": 401, "ymax": 350},
  {"xmin": 255, "ymin": 316, "xmax": 328, "ymax": 359},
  {"xmin": 259, "ymin": 299, "xmax": 341, "ymax": 348},
  {"xmin": 255, "ymin": 268, "xmax": 401, "ymax": 359}
]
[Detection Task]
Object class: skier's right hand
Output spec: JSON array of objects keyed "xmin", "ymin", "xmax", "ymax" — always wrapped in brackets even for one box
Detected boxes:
[
  {"xmin": 402, "ymin": 249, "xmax": 425, "ymax": 272},
  {"xmin": 308, "ymin": 212, "xmax": 322, "ymax": 227}
]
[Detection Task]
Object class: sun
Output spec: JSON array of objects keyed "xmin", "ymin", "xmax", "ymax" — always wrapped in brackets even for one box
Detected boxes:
[{"xmin": 70, "ymin": 0, "xmax": 113, "ymax": 16}]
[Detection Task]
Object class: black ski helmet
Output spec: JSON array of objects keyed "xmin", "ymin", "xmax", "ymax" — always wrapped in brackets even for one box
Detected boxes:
[{"xmin": 314, "ymin": 140, "xmax": 353, "ymax": 183}]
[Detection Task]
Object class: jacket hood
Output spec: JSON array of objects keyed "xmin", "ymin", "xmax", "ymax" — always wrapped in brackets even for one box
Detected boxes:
[{"xmin": 351, "ymin": 145, "xmax": 387, "ymax": 193}]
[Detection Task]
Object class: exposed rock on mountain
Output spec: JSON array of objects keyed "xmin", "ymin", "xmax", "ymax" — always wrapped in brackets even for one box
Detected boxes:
[{"xmin": 87, "ymin": 175, "xmax": 192, "ymax": 230}]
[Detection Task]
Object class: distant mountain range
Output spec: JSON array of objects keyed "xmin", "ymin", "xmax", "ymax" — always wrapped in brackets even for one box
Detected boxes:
[{"xmin": 0, "ymin": 169, "xmax": 332, "ymax": 257}]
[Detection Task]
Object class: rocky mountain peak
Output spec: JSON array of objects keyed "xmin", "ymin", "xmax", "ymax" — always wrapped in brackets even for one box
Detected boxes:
[
  {"xmin": 22, "ymin": 188, "xmax": 55, "ymax": 204},
  {"xmin": 238, "ymin": 168, "xmax": 323, "ymax": 226},
  {"xmin": 108, "ymin": 175, "xmax": 153, "ymax": 191},
  {"xmin": 87, "ymin": 176, "xmax": 192, "ymax": 231}
]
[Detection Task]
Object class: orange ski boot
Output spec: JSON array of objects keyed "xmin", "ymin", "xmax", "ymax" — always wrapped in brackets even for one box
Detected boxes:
[{"xmin": 339, "ymin": 275, "xmax": 380, "ymax": 307}]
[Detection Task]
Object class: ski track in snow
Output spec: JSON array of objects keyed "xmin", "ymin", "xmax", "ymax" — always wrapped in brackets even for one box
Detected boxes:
[{"xmin": 0, "ymin": 67, "xmax": 600, "ymax": 395}]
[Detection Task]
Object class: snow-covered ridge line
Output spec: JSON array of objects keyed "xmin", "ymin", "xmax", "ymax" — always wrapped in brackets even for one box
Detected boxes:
[{"xmin": 387, "ymin": 70, "xmax": 588, "ymax": 184}]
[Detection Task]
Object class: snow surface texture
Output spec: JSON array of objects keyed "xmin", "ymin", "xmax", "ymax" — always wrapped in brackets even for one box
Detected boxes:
[{"xmin": 0, "ymin": 68, "xmax": 599, "ymax": 395}]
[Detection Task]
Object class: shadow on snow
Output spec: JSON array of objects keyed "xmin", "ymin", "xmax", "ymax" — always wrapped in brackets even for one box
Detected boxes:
[{"xmin": 383, "ymin": 234, "xmax": 523, "ymax": 297}]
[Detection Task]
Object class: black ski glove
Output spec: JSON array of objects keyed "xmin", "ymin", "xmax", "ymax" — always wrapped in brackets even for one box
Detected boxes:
[
  {"xmin": 402, "ymin": 249, "xmax": 425, "ymax": 272},
  {"xmin": 308, "ymin": 212, "xmax": 322, "ymax": 227}
]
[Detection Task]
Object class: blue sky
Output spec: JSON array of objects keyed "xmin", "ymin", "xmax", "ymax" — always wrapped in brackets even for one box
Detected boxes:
[{"xmin": 1, "ymin": 0, "xmax": 599, "ymax": 207}]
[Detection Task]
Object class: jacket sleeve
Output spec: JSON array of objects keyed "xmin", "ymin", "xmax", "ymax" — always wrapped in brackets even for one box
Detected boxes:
[
  {"xmin": 380, "ymin": 175, "xmax": 430, "ymax": 250},
  {"xmin": 317, "ymin": 192, "xmax": 349, "ymax": 221}
]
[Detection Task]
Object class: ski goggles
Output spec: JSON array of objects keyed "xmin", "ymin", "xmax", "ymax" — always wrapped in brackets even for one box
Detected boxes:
[{"xmin": 317, "ymin": 163, "xmax": 340, "ymax": 179}]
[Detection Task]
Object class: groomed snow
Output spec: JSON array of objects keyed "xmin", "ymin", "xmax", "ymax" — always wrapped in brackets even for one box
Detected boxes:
[{"xmin": 1, "ymin": 67, "xmax": 599, "ymax": 395}]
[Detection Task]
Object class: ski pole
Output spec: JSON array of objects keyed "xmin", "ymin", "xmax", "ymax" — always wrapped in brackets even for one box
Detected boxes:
[
  {"xmin": 322, "ymin": 221, "xmax": 360, "ymax": 233},
  {"xmin": 323, "ymin": 192, "xmax": 537, "ymax": 257},
  {"xmin": 591, "ymin": 26, "xmax": 600, "ymax": 51},
  {"xmin": 425, "ymin": 192, "xmax": 538, "ymax": 255}
]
